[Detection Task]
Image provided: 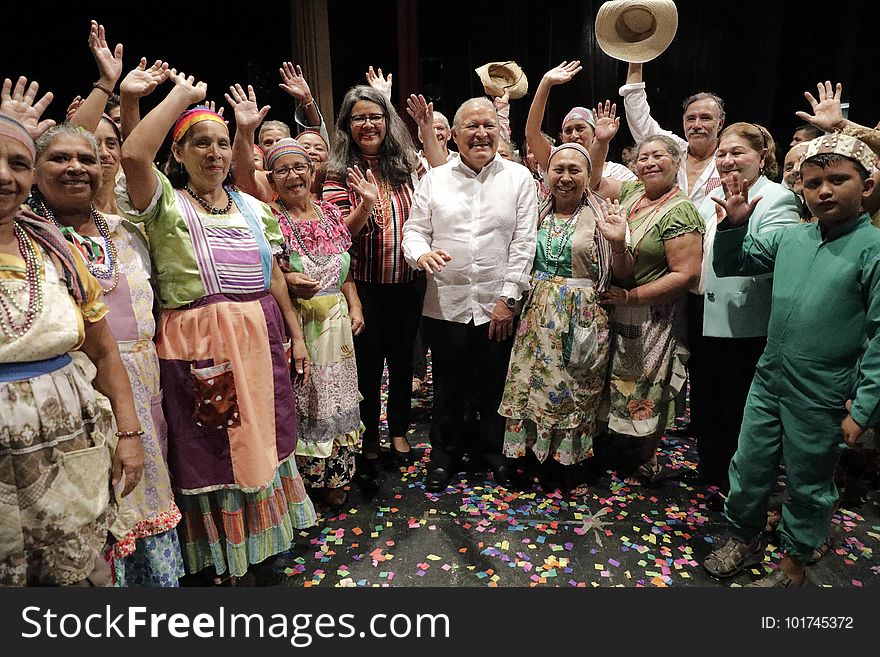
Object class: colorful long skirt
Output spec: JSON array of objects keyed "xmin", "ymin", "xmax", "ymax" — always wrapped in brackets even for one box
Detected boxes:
[
  {"xmin": 603, "ymin": 300, "xmax": 688, "ymax": 438},
  {"xmin": 109, "ymin": 339, "xmax": 184, "ymax": 586},
  {"xmin": 293, "ymin": 291, "xmax": 363, "ymax": 489},
  {"xmin": 0, "ymin": 355, "xmax": 115, "ymax": 586},
  {"xmin": 156, "ymin": 291, "xmax": 316, "ymax": 577},
  {"xmin": 500, "ymin": 273, "xmax": 610, "ymax": 465}
]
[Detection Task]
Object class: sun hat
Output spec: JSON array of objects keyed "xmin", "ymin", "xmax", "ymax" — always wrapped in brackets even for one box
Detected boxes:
[
  {"xmin": 474, "ymin": 61, "xmax": 529, "ymax": 100},
  {"xmin": 595, "ymin": 1, "xmax": 679, "ymax": 63}
]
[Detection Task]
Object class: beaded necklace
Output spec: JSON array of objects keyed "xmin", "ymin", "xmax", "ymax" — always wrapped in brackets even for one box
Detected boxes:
[
  {"xmin": 542, "ymin": 201, "xmax": 583, "ymax": 276},
  {"xmin": 41, "ymin": 202, "xmax": 119, "ymax": 294},
  {"xmin": 184, "ymin": 183, "xmax": 234, "ymax": 215},
  {"xmin": 369, "ymin": 179, "xmax": 393, "ymax": 230},
  {"xmin": 0, "ymin": 222, "xmax": 45, "ymax": 339},
  {"xmin": 277, "ymin": 200, "xmax": 335, "ymax": 267},
  {"xmin": 626, "ymin": 186, "xmax": 680, "ymax": 258}
]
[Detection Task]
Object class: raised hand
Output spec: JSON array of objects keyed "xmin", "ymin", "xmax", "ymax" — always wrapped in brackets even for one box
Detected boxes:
[
  {"xmin": 88, "ymin": 19, "xmax": 124, "ymax": 87},
  {"xmin": 225, "ymin": 84, "xmax": 268, "ymax": 131},
  {"xmin": 593, "ymin": 100, "xmax": 621, "ymax": 144},
  {"xmin": 169, "ymin": 71, "xmax": 207, "ymax": 105},
  {"xmin": 205, "ymin": 100, "xmax": 225, "ymax": 118},
  {"xmin": 121, "ymin": 58, "xmax": 170, "ymax": 99},
  {"xmin": 347, "ymin": 166, "xmax": 380, "ymax": 205},
  {"xmin": 66, "ymin": 95, "xmax": 83, "ymax": 121},
  {"xmin": 711, "ymin": 172, "xmax": 763, "ymax": 228},
  {"xmin": 597, "ymin": 197, "xmax": 628, "ymax": 247},
  {"xmin": 278, "ymin": 62, "xmax": 313, "ymax": 104},
  {"xmin": 405, "ymin": 94, "xmax": 434, "ymax": 131},
  {"xmin": 795, "ymin": 80, "xmax": 845, "ymax": 133},
  {"xmin": 1, "ymin": 77, "xmax": 55, "ymax": 139},
  {"xmin": 366, "ymin": 66, "xmax": 393, "ymax": 100},
  {"xmin": 542, "ymin": 60, "xmax": 582, "ymax": 86}
]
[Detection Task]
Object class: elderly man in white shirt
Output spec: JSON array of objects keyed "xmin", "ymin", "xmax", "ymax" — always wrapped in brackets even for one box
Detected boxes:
[
  {"xmin": 618, "ymin": 62, "xmax": 724, "ymax": 208},
  {"xmin": 402, "ymin": 97, "xmax": 538, "ymax": 493}
]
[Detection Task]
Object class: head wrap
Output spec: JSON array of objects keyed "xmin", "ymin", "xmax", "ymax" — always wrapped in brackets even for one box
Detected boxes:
[
  {"xmin": 802, "ymin": 133, "xmax": 878, "ymax": 175},
  {"xmin": 265, "ymin": 138, "xmax": 311, "ymax": 171},
  {"xmin": 172, "ymin": 106, "xmax": 227, "ymax": 143},
  {"xmin": 0, "ymin": 113, "xmax": 36, "ymax": 160},
  {"xmin": 562, "ymin": 106, "xmax": 596, "ymax": 129},
  {"xmin": 548, "ymin": 142, "xmax": 592, "ymax": 170},
  {"xmin": 297, "ymin": 129, "xmax": 329, "ymax": 148}
]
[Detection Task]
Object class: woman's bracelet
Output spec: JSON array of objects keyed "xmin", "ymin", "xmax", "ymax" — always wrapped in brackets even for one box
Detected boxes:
[
  {"xmin": 93, "ymin": 81, "xmax": 114, "ymax": 96},
  {"xmin": 115, "ymin": 429, "xmax": 145, "ymax": 440},
  {"xmin": 300, "ymin": 97, "xmax": 316, "ymax": 108}
]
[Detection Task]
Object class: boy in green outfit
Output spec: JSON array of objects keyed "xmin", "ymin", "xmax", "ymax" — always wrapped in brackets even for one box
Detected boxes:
[{"xmin": 701, "ymin": 131, "xmax": 879, "ymax": 587}]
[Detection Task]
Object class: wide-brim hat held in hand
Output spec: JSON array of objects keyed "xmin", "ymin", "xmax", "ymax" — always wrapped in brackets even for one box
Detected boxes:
[
  {"xmin": 595, "ymin": 0, "xmax": 678, "ymax": 63},
  {"xmin": 475, "ymin": 61, "xmax": 529, "ymax": 99}
]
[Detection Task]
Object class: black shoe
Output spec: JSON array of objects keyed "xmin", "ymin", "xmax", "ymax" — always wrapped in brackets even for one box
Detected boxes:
[
  {"xmin": 425, "ymin": 467, "xmax": 451, "ymax": 493},
  {"xmin": 706, "ymin": 490, "xmax": 727, "ymax": 512},
  {"xmin": 492, "ymin": 464, "xmax": 513, "ymax": 488}
]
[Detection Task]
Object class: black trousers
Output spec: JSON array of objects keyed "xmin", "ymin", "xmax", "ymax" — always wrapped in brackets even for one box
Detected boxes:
[
  {"xmin": 412, "ymin": 317, "xmax": 429, "ymax": 381},
  {"xmin": 691, "ymin": 325, "xmax": 767, "ymax": 493},
  {"xmin": 423, "ymin": 317, "xmax": 514, "ymax": 471},
  {"xmin": 354, "ymin": 277, "xmax": 426, "ymax": 452}
]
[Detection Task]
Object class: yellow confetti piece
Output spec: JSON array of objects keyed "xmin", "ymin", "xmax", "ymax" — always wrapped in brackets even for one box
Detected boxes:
[{"xmin": 427, "ymin": 554, "xmax": 441, "ymax": 561}]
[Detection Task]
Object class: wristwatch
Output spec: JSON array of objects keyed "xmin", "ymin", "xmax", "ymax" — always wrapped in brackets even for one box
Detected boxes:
[{"xmin": 499, "ymin": 296, "xmax": 517, "ymax": 309}]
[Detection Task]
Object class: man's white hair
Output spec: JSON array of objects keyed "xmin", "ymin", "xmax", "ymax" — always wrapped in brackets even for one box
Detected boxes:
[{"xmin": 452, "ymin": 98, "xmax": 496, "ymax": 130}]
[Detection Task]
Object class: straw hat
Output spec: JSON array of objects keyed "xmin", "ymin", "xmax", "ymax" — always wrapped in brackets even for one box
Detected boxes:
[
  {"xmin": 474, "ymin": 61, "xmax": 529, "ymax": 100},
  {"xmin": 595, "ymin": 1, "xmax": 679, "ymax": 63}
]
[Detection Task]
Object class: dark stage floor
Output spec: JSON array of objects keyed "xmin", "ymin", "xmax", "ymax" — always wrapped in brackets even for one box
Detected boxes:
[{"xmin": 192, "ymin": 368, "xmax": 880, "ymax": 588}]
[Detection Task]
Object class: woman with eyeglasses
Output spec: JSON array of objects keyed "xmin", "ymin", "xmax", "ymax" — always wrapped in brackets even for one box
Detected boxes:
[
  {"xmin": 246, "ymin": 137, "xmax": 366, "ymax": 509},
  {"xmin": 322, "ymin": 86, "xmax": 439, "ymax": 474}
]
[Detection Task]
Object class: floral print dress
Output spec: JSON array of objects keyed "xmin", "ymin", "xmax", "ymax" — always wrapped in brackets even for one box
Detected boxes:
[{"xmin": 275, "ymin": 201, "xmax": 364, "ymax": 489}]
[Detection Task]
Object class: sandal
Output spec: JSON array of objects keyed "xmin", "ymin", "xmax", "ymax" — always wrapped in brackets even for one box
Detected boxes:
[
  {"xmin": 745, "ymin": 568, "xmax": 805, "ymax": 587},
  {"xmin": 562, "ymin": 462, "xmax": 589, "ymax": 498},
  {"xmin": 624, "ymin": 460, "xmax": 663, "ymax": 487},
  {"xmin": 807, "ymin": 532, "xmax": 837, "ymax": 565},
  {"xmin": 703, "ymin": 537, "xmax": 766, "ymax": 578}
]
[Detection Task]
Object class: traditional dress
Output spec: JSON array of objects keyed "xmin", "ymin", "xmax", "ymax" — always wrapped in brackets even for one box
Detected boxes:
[
  {"xmin": 54, "ymin": 212, "xmax": 185, "ymax": 586},
  {"xmin": 275, "ymin": 201, "xmax": 364, "ymax": 489},
  {"xmin": 605, "ymin": 181, "xmax": 704, "ymax": 438},
  {"xmin": 500, "ymin": 195, "xmax": 613, "ymax": 464},
  {"xmin": 116, "ymin": 171, "xmax": 316, "ymax": 578},
  {"xmin": 0, "ymin": 211, "xmax": 115, "ymax": 586},
  {"xmin": 714, "ymin": 213, "xmax": 880, "ymax": 559}
]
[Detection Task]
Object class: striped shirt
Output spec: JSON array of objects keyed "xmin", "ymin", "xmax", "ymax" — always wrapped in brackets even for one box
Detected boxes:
[{"xmin": 322, "ymin": 155, "xmax": 425, "ymax": 284}]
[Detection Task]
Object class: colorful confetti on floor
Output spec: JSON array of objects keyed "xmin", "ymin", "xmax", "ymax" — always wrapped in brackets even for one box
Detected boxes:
[{"xmin": 264, "ymin": 363, "xmax": 880, "ymax": 588}]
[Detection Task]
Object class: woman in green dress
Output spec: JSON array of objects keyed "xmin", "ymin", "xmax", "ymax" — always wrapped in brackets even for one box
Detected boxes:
[
  {"xmin": 594, "ymin": 134, "xmax": 704, "ymax": 487},
  {"xmin": 499, "ymin": 143, "xmax": 632, "ymax": 496}
]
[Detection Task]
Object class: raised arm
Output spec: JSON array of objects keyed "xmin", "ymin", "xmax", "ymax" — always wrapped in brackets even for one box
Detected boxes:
[
  {"xmin": 618, "ymin": 63, "xmax": 685, "ymax": 149},
  {"xmin": 279, "ymin": 62, "xmax": 324, "ymax": 138},
  {"xmin": 120, "ymin": 71, "xmax": 206, "ymax": 211},
  {"xmin": 119, "ymin": 58, "xmax": 170, "ymax": 139},
  {"xmin": 525, "ymin": 61, "xmax": 582, "ymax": 171},
  {"xmin": 366, "ymin": 66, "xmax": 393, "ymax": 101},
  {"xmin": 590, "ymin": 99, "xmax": 623, "ymax": 200},
  {"xmin": 0, "ymin": 76, "xmax": 55, "ymax": 140},
  {"xmin": 493, "ymin": 90, "xmax": 511, "ymax": 140},
  {"xmin": 406, "ymin": 94, "xmax": 445, "ymax": 168},
  {"xmin": 339, "ymin": 165, "xmax": 379, "ymax": 234},
  {"xmin": 226, "ymin": 83, "xmax": 273, "ymax": 201},
  {"xmin": 69, "ymin": 20, "xmax": 123, "ymax": 134},
  {"xmin": 796, "ymin": 80, "xmax": 880, "ymax": 156}
]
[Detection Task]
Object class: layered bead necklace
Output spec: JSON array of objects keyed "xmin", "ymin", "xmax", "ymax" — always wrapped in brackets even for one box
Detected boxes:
[
  {"xmin": 542, "ymin": 201, "xmax": 583, "ymax": 276},
  {"xmin": 277, "ymin": 200, "xmax": 335, "ymax": 267},
  {"xmin": 369, "ymin": 179, "xmax": 393, "ymax": 230},
  {"xmin": 184, "ymin": 183, "xmax": 234, "ymax": 215},
  {"xmin": 40, "ymin": 201, "xmax": 119, "ymax": 293},
  {"xmin": 0, "ymin": 222, "xmax": 45, "ymax": 339}
]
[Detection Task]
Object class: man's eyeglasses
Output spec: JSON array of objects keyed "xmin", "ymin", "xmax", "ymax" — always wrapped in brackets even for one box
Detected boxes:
[
  {"xmin": 350, "ymin": 114, "xmax": 386, "ymax": 127},
  {"xmin": 271, "ymin": 163, "xmax": 310, "ymax": 178}
]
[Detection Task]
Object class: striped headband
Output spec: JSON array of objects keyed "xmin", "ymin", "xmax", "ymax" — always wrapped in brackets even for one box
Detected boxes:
[
  {"xmin": 265, "ymin": 138, "xmax": 311, "ymax": 171},
  {"xmin": 0, "ymin": 113, "xmax": 36, "ymax": 159},
  {"xmin": 562, "ymin": 106, "xmax": 596, "ymax": 129},
  {"xmin": 172, "ymin": 106, "xmax": 227, "ymax": 143},
  {"xmin": 549, "ymin": 142, "xmax": 592, "ymax": 170}
]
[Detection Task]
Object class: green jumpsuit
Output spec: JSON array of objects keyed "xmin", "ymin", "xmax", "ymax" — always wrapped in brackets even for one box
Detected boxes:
[{"xmin": 713, "ymin": 213, "xmax": 880, "ymax": 559}]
